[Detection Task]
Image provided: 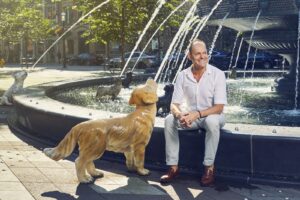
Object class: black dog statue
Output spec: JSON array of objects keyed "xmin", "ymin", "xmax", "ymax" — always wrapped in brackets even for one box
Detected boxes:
[
  {"xmin": 122, "ymin": 71, "xmax": 133, "ymax": 88},
  {"xmin": 156, "ymin": 84, "xmax": 174, "ymax": 116}
]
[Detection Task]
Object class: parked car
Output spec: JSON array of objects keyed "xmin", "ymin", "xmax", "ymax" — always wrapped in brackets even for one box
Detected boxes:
[
  {"xmin": 67, "ymin": 53, "xmax": 104, "ymax": 66},
  {"xmin": 209, "ymin": 50, "xmax": 230, "ymax": 70},
  {"xmin": 109, "ymin": 52, "xmax": 157, "ymax": 69},
  {"xmin": 235, "ymin": 52, "xmax": 285, "ymax": 70}
]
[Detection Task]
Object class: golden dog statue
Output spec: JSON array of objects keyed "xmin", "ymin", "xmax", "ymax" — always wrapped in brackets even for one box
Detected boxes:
[{"xmin": 43, "ymin": 79, "xmax": 158, "ymax": 183}]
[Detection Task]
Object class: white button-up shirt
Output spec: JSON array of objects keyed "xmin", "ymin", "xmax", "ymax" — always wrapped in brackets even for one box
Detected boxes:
[{"xmin": 171, "ymin": 64, "xmax": 227, "ymax": 112}]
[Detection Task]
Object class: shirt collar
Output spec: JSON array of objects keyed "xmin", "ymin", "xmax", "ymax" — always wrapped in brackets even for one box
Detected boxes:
[{"xmin": 184, "ymin": 64, "xmax": 212, "ymax": 79}]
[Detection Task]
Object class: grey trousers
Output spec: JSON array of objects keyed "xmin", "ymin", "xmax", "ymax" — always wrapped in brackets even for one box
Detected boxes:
[{"xmin": 164, "ymin": 113, "xmax": 225, "ymax": 166}]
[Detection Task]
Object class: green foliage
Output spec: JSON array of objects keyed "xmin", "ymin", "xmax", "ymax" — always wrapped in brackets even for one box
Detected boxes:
[
  {"xmin": 72, "ymin": 0, "xmax": 186, "ymax": 47},
  {"xmin": 0, "ymin": 0, "xmax": 52, "ymax": 44}
]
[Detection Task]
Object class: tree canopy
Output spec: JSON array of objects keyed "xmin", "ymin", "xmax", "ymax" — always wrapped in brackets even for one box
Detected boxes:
[
  {"xmin": 72, "ymin": 0, "xmax": 187, "ymax": 47},
  {"xmin": 0, "ymin": 0, "xmax": 52, "ymax": 44}
]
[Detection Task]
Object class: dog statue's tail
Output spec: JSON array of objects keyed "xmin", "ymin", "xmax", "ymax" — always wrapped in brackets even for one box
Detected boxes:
[{"xmin": 43, "ymin": 127, "xmax": 79, "ymax": 161}]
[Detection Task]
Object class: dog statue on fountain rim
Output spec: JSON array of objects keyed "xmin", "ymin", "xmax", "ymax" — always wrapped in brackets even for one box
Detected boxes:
[
  {"xmin": 43, "ymin": 79, "xmax": 158, "ymax": 183},
  {"xmin": 96, "ymin": 78, "xmax": 122, "ymax": 100},
  {"xmin": 0, "ymin": 70, "xmax": 28, "ymax": 106}
]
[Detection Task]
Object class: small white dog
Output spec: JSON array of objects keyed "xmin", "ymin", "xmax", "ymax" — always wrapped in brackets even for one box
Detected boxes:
[{"xmin": 0, "ymin": 70, "xmax": 28, "ymax": 105}]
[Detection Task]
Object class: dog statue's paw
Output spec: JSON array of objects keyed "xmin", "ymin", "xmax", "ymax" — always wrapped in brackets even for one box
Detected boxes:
[
  {"xmin": 79, "ymin": 174, "xmax": 94, "ymax": 184},
  {"xmin": 90, "ymin": 169, "xmax": 104, "ymax": 178},
  {"xmin": 137, "ymin": 168, "xmax": 150, "ymax": 176},
  {"xmin": 126, "ymin": 165, "xmax": 136, "ymax": 173}
]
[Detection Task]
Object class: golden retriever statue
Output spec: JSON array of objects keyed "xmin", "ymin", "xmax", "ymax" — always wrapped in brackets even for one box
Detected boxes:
[{"xmin": 43, "ymin": 79, "xmax": 158, "ymax": 183}]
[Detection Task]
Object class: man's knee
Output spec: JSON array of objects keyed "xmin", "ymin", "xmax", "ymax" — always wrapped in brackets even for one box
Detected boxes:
[
  {"xmin": 203, "ymin": 114, "xmax": 222, "ymax": 131},
  {"xmin": 165, "ymin": 114, "xmax": 176, "ymax": 126}
]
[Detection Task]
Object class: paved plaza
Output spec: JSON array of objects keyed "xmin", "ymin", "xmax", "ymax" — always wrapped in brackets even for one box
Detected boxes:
[{"xmin": 0, "ymin": 65, "xmax": 300, "ymax": 200}]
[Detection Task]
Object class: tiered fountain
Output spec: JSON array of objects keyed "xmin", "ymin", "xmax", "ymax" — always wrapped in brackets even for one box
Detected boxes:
[{"xmin": 200, "ymin": 0, "xmax": 300, "ymax": 102}]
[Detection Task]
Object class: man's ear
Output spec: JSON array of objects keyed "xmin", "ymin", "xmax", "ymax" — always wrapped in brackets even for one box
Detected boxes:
[{"xmin": 187, "ymin": 52, "xmax": 192, "ymax": 61}]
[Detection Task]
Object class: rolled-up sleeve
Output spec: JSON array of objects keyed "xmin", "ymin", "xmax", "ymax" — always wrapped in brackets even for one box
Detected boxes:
[{"xmin": 214, "ymin": 72, "xmax": 227, "ymax": 105}]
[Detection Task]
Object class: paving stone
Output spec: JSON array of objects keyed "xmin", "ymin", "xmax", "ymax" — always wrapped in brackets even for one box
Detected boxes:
[
  {"xmin": 0, "ymin": 166, "xmax": 20, "ymax": 182},
  {"xmin": 31, "ymin": 161, "xmax": 64, "ymax": 169},
  {"xmin": 22, "ymin": 182, "xmax": 60, "ymax": 200},
  {"xmin": 21, "ymin": 151, "xmax": 53, "ymax": 162},
  {"xmin": 39, "ymin": 167, "xmax": 78, "ymax": 184},
  {"xmin": 10, "ymin": 167, "xmax": 51, "ymax": 183},
  {"xmin": 55, "ymin": 183, "xmax": 105, "ymax": 200},
  {"xmin": 58, "ymin": 159, "xmax": 76, "ymax": 169},
  {"xmin": 0, "ymin": 191, "xmax": 35, "ymax": 200},
  {"xmin": 90, "ymin": 183, "xmax": 132, "ymax": 194},
  {"xmin": 0, "ymin": 182, "xmax": 27, "ymax": 191}
]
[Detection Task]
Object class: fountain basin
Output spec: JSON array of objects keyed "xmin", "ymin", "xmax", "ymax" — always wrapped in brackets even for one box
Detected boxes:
[{"xmin": 8, "ymin": 76, "xmax": 300, "ymax": 186}]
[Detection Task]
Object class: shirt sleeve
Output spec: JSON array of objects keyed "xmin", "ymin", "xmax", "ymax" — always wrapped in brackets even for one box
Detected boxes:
[
  {"xmin": 214, "ymin": 71, "xmax": 227, "ymax": 105},
  {"xmin": 171, "ymin": 72, "xmax": 184, "ymax": 105}
]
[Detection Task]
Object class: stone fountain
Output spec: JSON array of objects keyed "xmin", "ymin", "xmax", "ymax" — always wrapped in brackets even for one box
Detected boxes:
[
  {"xmin": 200, "ymin": 0, "xmax": 300, "ymax": 101},
  {"xmin": 7, "ymin": 0, "xmax": 300, "ymax": 186}
]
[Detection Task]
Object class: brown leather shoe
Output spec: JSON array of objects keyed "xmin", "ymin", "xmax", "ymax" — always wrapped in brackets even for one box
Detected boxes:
[
  {"xmin": 201, "ymin": 165, "xmax": 215, "ymax": 186},
  {"xmin": 160, "ymin": 167, "xmax": 179, "ymax": 184}
]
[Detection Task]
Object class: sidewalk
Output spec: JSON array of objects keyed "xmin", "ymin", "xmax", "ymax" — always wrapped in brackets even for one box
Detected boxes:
[
  {"xmin": 1, "ymin": 107, "xmax": 300, "ymax": 200},
  {"xmin": 0, "ymin": 65, "xmax": 300, "ymax": 199}
]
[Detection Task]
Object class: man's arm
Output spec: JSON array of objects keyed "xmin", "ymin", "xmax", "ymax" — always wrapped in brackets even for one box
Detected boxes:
[
  {"xmin": 198, "ymin": 104, "xmax": 224, "ymax": 118},
  {"xmin": 170, "ymin": 103, "xmax": 182, "ymax": 118}
]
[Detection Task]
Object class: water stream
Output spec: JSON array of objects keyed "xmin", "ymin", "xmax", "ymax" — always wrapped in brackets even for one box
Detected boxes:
[
  {"xmin": 154, "ymin": 0, "xmax": 199, "ymax": 82},
  {"xmin": 32, "ymin": 0, "xmax": 111, "ymax": 69},
  {"xmin": 120, "ymin": 0, "xmax": 166, "ymax": 76},
  {"xmin": 227, "ymin": 32, "xmax": 240, "ymax": 76},
  {"xmin": 172, "ymin": 0, "xmax": 224, "ymax": 83},
  {"xmin": 131, "ymin": 0, "xmax": 189, "ymax": 71},
  {"xmin": 208, "ymin": 12, "xmax": 229, "ymax": 59}
]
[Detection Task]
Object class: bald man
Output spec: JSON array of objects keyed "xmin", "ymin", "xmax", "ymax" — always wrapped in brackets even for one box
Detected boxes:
[{"xmin": 160, "ymin": 39, "xmax": 227, "ymax": 186}]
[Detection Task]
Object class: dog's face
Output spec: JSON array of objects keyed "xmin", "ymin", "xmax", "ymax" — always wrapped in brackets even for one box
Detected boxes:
[
  {"xmin": 129, "ymin": 79, "xmax": 158, "ymax": 106},
  {"xmin": 12, "ymin": 71, "xmax": 27, "ymax": 81}
]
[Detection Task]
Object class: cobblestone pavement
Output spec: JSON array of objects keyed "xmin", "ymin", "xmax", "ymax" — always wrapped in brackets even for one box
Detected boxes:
[{"xmin": 0, "ymin": 65, "xmax": 300, "ymax": 200}]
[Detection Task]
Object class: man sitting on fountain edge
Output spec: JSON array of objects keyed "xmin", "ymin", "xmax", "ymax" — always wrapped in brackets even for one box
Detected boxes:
[{"xmin": 160, "ymin": 39, "xmax": 227, "ymax": 186}]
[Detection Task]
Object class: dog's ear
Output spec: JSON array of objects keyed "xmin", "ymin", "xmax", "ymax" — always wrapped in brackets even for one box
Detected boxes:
[{"xmin": 142, "ymin": 92, "xmax": 158, "ymax": 104}]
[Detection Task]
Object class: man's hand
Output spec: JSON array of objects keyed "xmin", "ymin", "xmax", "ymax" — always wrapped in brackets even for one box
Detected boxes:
[{"xmin": 179, "ymin": 111, "xmax": 199, "ymax": 128}]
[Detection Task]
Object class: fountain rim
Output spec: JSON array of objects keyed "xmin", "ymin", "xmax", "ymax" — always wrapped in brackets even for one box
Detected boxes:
[{"xmin": 12, "ymin": 76, "xmax": 300, "ymax": 138}]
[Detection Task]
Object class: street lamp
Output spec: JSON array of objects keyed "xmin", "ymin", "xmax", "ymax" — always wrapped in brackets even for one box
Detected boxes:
[{"xmin": 61, "ymin": 12, "xmax": 66, "ymax": 68}]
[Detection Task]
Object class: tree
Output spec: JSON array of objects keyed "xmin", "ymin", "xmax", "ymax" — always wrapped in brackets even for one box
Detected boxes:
[
  {"xmin": 0, "ymin": 0, "xmax": 52, "ymax": 61},
  {"xmin": 72, "ymin": 0, "xmax": 186, "ymax": 64}
]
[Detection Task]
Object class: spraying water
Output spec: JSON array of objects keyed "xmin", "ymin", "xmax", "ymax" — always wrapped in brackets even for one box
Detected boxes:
[
  {"xmin": 120, "ymin": 0, "xmax": 166, "ymax": 76},
  {"xmin": 243, "ymin": 10, "xmax": 261, "ymax": 78},
  {"xmin": 131, "ymin": 0, "xmax": 189, "ymax": 71},
  {"xmin": 233, "ymin": 37, "xmax": 244, "ymax": 70},
  {"xmin": 154, "ymin": 0, "xmax": 200, "ymax": 82},
  {"xmin": 208, "ymin": 12, "xmax": 229, "ymax": 59},
  {"xmin": 227, "ymin": 32, "xmax": 240, "ymax": 75},
  {"xmin": 161, "ymin": 16, "xmax": 200, "ymax": 83},
  {"xmin": 172, "ymin": 0, "xmax": 224, "ymax": 83},
  {"xmin": 32, "ymin": 0, "xmax": 111, "ymax": 69},
  {"xmin": 250, "ymin": 48, "xmax": 258, "ymax": 79},
  {"xmin": 168, "ymin": 16, "xmax": 199, "ymax": 70}
]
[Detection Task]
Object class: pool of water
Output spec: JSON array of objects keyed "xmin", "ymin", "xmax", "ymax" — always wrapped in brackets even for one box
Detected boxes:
[{"xmin": 50, "ymin": 77, "xmax": 300, "ymax": 127}]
